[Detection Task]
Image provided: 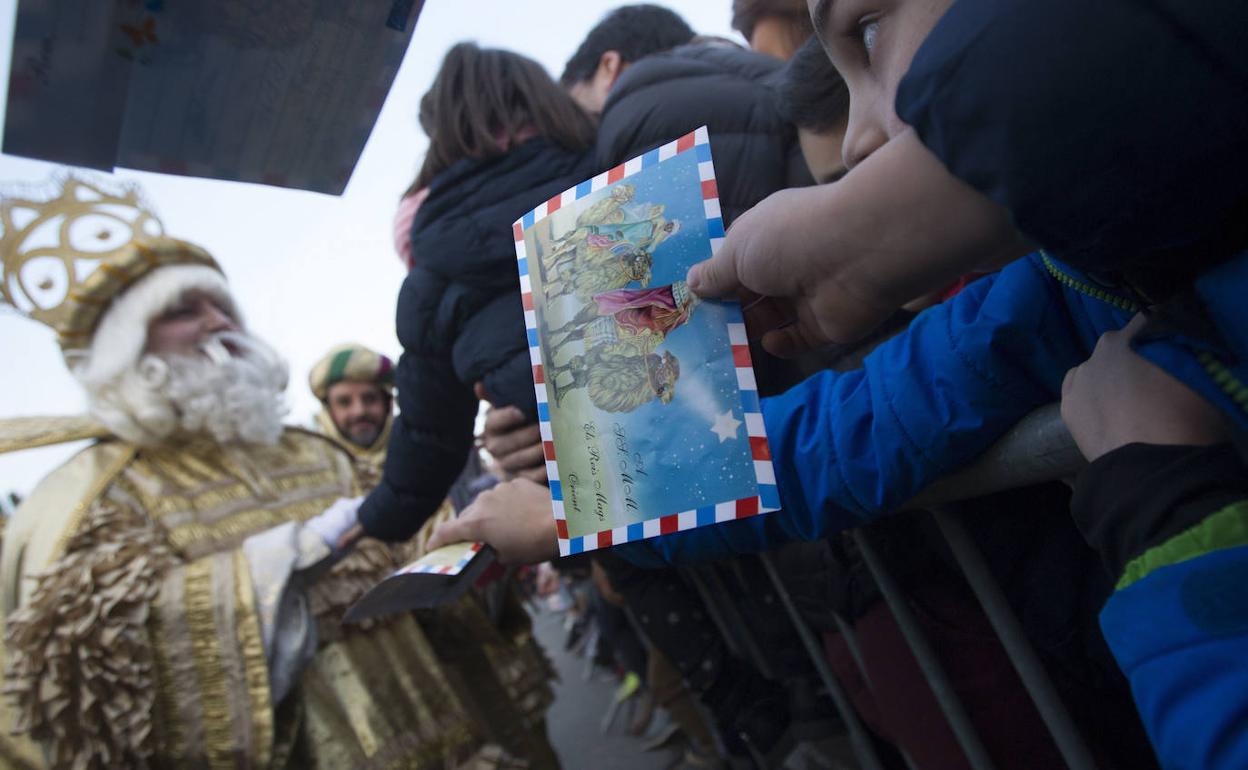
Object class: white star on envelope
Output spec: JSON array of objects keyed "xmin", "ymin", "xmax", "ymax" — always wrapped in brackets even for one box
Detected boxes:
[{"xmin": 710, "ymin": 410, "xmax": 742, "ymax": 443}]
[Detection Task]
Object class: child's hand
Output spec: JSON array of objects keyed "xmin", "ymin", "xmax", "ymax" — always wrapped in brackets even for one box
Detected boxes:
[
  {"xmin": 1061, "ymin": 314, "xmax": 1228, "ymax": 462},
  {"xmin": 474, "ymin": 382, "xmax": 547, "ymax": 483},
  {"xmin": 687, "ymin": 130, "xmax": 1026, "ymax": 355},
  {"xmin": 425, "ymin": 478, "xmax": 559, "ymax": 565}
]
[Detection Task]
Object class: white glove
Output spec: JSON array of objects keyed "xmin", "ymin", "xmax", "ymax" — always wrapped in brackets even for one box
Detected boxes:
[{"xmin": 305, "ymin": 496, "xmax": 362, "ymax": 549}]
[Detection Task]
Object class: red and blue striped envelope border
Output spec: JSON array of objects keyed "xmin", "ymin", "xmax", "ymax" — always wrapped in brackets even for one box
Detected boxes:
[
  {"xmin": 513, "ymin": 125, "xmax": 779, "ymax": 557},
  {"xmin": 399, "ymin": 542, "xmax": 484, "ymax": 576}
]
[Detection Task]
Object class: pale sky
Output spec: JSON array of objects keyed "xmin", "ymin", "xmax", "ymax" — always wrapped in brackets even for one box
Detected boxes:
[{"xmin": 0, "ymin": 1, "xmax": 739, "ymax": 501}]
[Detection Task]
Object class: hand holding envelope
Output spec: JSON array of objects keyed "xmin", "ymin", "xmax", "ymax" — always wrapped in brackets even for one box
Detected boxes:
[
  {"xmin": 426, "ymin": 479, "xmax": 558, "ymax": 565},
  {"xmin": 513, "ymin": 126, "xmax": 779, "ymax": 556},
  {"xmin": 686, "ymin": 130, "xmax": 1027, "ymax": 355}
]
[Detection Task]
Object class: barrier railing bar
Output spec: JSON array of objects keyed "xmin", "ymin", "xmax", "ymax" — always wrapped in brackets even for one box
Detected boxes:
[
  {"xmin": 832, "ymin": 610, "xmax": 873, "ymax": 693},
  {"xmin": 726, "ymin": 559, "xmax": 791, "ymax": 680},
  {"xmin": 829, "ymin": 609, "xmax": 923, "ymax": 770},
  {"xmin": 852, "ymin": 528, "xmax": 999, "ymax": 770},
  {"xmin": 684, "ymin": 565, "xmax": 791, "ymax": 763},
  {"xmin": 674, "ymin": 404, "xmax": 1084, "ymax": 768},
  {"xmin": 682, "ymin": 566, "xmax": 746, "ymax": 661},
  {"xmin": 907, "ymin": 404, "xmax": 1083, "ymax": 509},
  {"xmin": 701, "ymin": 564, "xmax": 779, "ymax": 681},
  {"xmin": 759, "ymin": 552, "xmax": 887, "ymax": 770},
  {"xmin": 933, "ymin": 509, "xmax": 1100, "ymax": 770}
]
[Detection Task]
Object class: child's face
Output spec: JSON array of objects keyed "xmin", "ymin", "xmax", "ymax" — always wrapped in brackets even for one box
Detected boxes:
[
  {"xmin": 798, "ymin": 125, "xmax": 849, "ymax": 185},
  {"xmin": 808, "ymin": 0, "xmax": 953, "ymax": 170}
]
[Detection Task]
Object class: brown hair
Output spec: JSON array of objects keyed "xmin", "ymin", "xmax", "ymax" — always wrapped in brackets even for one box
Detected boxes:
[
  {"xmin": 777, "ymin": 37, "xmax": 849, "ymax": 132},
  {"xmin": 731, "ymin": 0, "xmax": 813, "ymax": 43},
  {"xmin": 407, "ymin": 42, "xmax": 596, "ymax": 196}
]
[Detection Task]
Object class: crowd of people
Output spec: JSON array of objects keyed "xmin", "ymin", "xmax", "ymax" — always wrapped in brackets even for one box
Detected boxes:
[{"xmin": 0, "ymin": 0, "xmax": 1245, "ymax": 768}]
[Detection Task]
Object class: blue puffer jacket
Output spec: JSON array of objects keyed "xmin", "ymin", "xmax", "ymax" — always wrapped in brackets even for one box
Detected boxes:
[
  {"xmin": 890, "ymin": 4, "xmax": 1248, "ymax": 762},
  {"xmin": 623, "ymin": 252, "xmax": 1131, "ymax": 564},
  {"xmin": 625, "ymin": 249, "xmax": 1248, "ymax": 769},
  {"xmin": 1106, "ymin": 254, "xmax": 1248, "ymax": 770}
]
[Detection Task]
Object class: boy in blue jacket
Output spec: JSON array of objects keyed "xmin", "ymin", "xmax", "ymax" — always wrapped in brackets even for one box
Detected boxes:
[{"xmin": 674, "ymin": 1, "xmax": 1248, "ymax": 768}]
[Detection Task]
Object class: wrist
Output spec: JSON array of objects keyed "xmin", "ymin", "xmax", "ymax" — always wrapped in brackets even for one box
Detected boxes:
[{"xmin": 826, "ymin": 131, "xmax": 1016, "ymax": 314}]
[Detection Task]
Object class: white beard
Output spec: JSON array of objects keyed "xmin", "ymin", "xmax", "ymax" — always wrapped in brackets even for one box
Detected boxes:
[{"xmin": 86, "ymin": 331, "xmax": 289, "ymax": 447}]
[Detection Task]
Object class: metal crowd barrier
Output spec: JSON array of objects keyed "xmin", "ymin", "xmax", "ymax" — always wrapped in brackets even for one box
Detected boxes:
[
  {"xmin": 757, "ymin": 553, "xmax": 887, "ymax": 770},
  {"xmin": 564, "ymin": 403, "xmax": 1097, "ymax": 767},
  {"xmin": 689, "ymin": 563, "xmax": 780, "ymax": 682},
  {"xmin": 748, "ymin": 404, "xmax": 1101, "ymax": 770},
  {"xmin": 932, "ymin": 509, "xmax": 1097, "ymax": 770}
]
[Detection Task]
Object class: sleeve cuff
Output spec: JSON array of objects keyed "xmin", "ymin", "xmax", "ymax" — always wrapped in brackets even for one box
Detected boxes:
[
  {"xmin": 358, "ymin": 484, "xmax": 415, "ymax": 542},
  {"xmin": 1072, "ymin": 442, "xmax": 1248, "ymax": 579}
]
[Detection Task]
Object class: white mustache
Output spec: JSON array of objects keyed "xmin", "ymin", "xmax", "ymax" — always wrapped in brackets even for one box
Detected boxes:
[
  {"xmin": 201, "ymin": 336, "xmax": 231, "ymax": 366},
  {"xmin": 197, "ymin": 332, "xmax": 288, "ymax": 391}
]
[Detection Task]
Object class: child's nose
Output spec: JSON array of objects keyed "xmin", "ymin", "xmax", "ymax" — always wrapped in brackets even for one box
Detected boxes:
[{"xmin": 842, "ymin": 106, "xmax": 889, "ymax": 171}]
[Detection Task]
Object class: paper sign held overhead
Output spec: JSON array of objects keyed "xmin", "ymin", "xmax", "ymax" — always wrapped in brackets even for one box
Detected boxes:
[{"xmin": 4, "ymin": 0, "xmax": 425, "ymax": 195}]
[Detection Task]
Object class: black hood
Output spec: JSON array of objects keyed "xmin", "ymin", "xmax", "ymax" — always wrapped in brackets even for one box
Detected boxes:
[
  {"xmin": 412, "ymin": 137, "xmax": 593, "ymax": 290},
  {"xmin": 596, "ymin": 42, "xmax": 810, "ymax": 227}
]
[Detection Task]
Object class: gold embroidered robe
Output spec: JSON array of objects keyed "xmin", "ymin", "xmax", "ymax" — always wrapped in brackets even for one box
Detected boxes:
[
  {"xmin": 0, "ymin": 429, "xmax": 501, "ymax": 769},
  {"xmin": 311, "ymin": 412, "xmax": 559, "ymax": 770}
]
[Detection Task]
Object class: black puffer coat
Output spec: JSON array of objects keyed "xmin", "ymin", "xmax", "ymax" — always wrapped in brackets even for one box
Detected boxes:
[
  {"xmin": 597, "ymin": 41, "xmax": 811, "ymax": 396},
  {"xmin": 359, "ymin": 139, "xmax": 594, "ymax": 541},
  {"xmin": 596, "ymin": 42, "xmax": 811, "ymax": 227}
]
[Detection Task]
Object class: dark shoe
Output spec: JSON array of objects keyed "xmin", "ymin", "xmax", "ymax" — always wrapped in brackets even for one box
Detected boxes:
[
  {"xmin": 732, "ymin": 688, "xmax": 790, "ymax": 759},
  {"xmin": 702, "ymin": 660, "xmax": 791, "ymax": 760}
]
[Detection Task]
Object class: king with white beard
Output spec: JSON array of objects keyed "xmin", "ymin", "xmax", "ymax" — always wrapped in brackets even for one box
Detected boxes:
[{"xmin": 0, "ymin": 177, "xmax": 511, "ymax": 769}]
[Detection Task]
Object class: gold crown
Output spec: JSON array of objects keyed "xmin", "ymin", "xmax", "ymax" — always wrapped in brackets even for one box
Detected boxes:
[{"xmin": 0, "ymin": 174, "xmax": 219, "ymax": 349}]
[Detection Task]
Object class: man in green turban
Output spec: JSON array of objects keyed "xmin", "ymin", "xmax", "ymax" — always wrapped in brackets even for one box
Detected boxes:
[{"xmin": 309, "ymin": 343, "xmax": 395, "ymax": 474}]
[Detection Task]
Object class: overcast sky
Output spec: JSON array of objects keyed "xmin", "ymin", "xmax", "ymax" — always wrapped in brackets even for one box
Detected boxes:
[{"xmin": 0, "ymin": 1, "xmax": 739, "ymax": 502}]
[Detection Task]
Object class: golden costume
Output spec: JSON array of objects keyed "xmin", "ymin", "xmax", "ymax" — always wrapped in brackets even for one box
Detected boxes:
[
  {"xmin": 0, "ymin": 177, "xmax": 522, "ymax": 769},
  {"xmin": 1, "ymin": 432, "xmax": 501, "ymax": 769},
  {"xmin": 307, "ymin": 344, "xmax": 559, "ymax": 769}
]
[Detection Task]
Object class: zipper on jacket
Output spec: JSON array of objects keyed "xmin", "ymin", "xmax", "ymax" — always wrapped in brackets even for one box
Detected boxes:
[
  {"xmin": 1042, "ymin": 252, "xmax": 1248, "ymax": 416},
  {"xmin": 1040, "ymin": 253, "xmax": 1140, "ymax": 313},
  {"xmin": 1197, "ymin": 351, "xmax": 1248, "ymax": 415}
]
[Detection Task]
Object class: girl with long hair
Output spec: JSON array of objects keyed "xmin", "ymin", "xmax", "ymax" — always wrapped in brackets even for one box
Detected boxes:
[{"xmin": 358, "ymin": 43, "xmax": 592, "ymax": 564}]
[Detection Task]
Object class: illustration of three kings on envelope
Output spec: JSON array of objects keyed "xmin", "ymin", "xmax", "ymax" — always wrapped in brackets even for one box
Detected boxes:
[{"xmin": 517, "ymin": 132, "xmax": 774, "ymax": 548}]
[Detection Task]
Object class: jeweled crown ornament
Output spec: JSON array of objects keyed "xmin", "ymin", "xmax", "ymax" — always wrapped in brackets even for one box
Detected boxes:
[{"xmin": 0, "ymin": 174, "xmax": 218, "ymax": 349}]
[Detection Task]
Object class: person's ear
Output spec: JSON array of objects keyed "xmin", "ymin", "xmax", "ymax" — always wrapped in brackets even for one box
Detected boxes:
[{"xmin": 598, "ymin": 50, "xmax": 624, "ymax": 89}]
